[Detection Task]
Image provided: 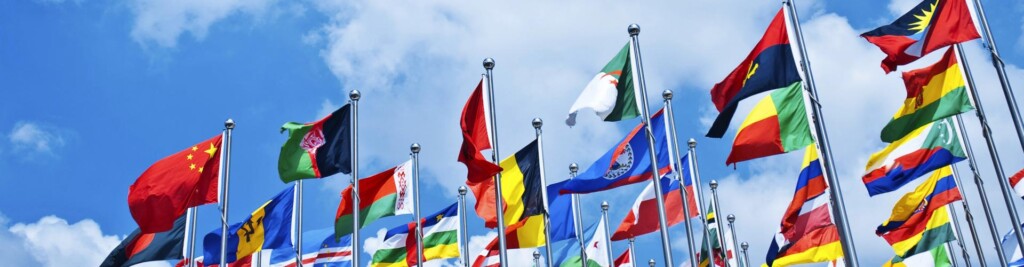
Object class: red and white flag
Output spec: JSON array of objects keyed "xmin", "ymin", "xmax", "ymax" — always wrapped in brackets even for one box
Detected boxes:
[
  {"xmin": 1011, "ymin": 168, "xmax": 1024, "ymax": 198},
  {"xmin": 614, "ymin": 248, "xmax": 634, "ymax": 267},
  {"xmin": 611, "ymin": 177, "xmax": 684, "ymax": 241}
]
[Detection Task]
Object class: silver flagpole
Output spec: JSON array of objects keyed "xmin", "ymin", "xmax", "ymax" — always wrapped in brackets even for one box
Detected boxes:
[
  {"xmin": 534, "ymin": 251, "xmax": 541, "ymax": 267},
  {"xmin": 570, "ymin": 164, "xmax": 588, "ymax": 266},
  {"xmin": 256, "ymin": 251, "xmax": 263, "ymax": 267},
  {"xmin": 740, "ymin": 242, "xmax": 750, "ymax": 267},
  {"xmin": 945, "ymin": 206, "xmax": 963, "ymax": 267},
  {"xmin": 482, "ymin": 58, "xmax": 509, "ymax": 267},
  {"xmin": 949, "ymin": 163, "xmax": 987, "ymax": 266},
  {"xmin": 601, "ymin": 201, "xmax": 615, "ymax": 266},
  {"xmin": 349, "ymin": 90, "xmax": 362, "ymax": 267},
  {"xmin": 954, "ymin": 43, "xmax": 1024, "ymax": 250},
  {"xmin": 784, "ymin": 2, "xmax": 860, "ymax": 265},
  {"xmin": 412, "ymin": 144, "xmax": 425, "ymax": 267},
  {"xmin": 627, "ymin": 23, "xmax": 675, "ymax": 267},
  {"xmin": 709, "ymin": 181, "xmax": 729, "ymax": 267},
  {"xmin": 969, "ymin": 0, "xmax": 1024, "ymax": 155},
  {"xmin": 186, "ymin": 207, "xmax": 197, "ymax": 267},
  {"xmin": 532, "ymin": 118, "xmax": 555, "ymax": 267},
  {"xmin": 953, "ymin": 114, "xmax": 1009, "ymax": 265},
  {"xmin": 220, "ymin": 119, "xmax": 235, "ymax": 266},
  {"xmin": 459, "ymin": 186, "xmax": 471, "ymax": 267},
  {"xmin": 726, "ymin": 215, "xmax": 742, "ymax": 267},
  {"xmin": 296, "ymin": 180, "xmax": 304, "ymax": 267},
  {"xmin": 662, "ymin": 90, "xmax": 699, "ymax": 267},
  {"xmin": 688, "ymin": 140, "xmax": 717, "ymax": 267},
  {"xmin": 628, "ymin": 237, "xmax": 637, "ymax": 266}
]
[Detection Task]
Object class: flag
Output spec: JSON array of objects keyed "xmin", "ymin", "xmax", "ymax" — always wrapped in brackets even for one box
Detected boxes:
[
  {"xmin": 1012, "ymin": 168, "xmax": 1024, "ymax": 198},
  {"xmin": 881, "ymin": 48, "xmax": 974, "ymax": 142},
  {"xmin": 863, "ymin": 118, "xmax": 966, "ymax": 196},
  {"xmin": 316, "ymin": 233, "xmax": 354, "ymax": 267},
  {"xmin": 883, "ymin": 206, "xmax": 957, "ymax": 257},
  {"xmin": 611, "ymin": 176, "xmax": 683, "ymax": 241},
  {"xmin": 861, "ymin": 0, "xmax": 980, "ymax": 73},
  {"xmin": 561, "ymin": 110, "xmax": 670, "ymax": 194},
  {"xmin": 101, "ymin": 214, "xmax": 186, "ymax": 267},
  {"xmin": 203, "ymin": 186, "xmax": 295, "ymax": 266},
  {"xmin": 876, "ymin": 166, "xmax": 961, "ymax": 236},
  {"xmin": 679, "ymin": 154, "xmax": 700, "ymax": 219},
  {"xmin": 554, "ymin": 220, "xmax": 609, "ymax": 267},
  {"xmin": 128, "ymin": 134, "xmax": 222, "ymax": 233},
  {"xmin": 726, "ymin": 81, "xmax": 813, "ymax": 165},
  {"xmin": 566, "ymin": 42, "xmax": 640, "ymax": 126},
  {"xmin": 260, "ymin": 228, "xmax": 335, "ymax": 267},
  {"xmin": 459, "ymin": 78, "xmax": 505, "ymax": 227},
  {"xmin": 335, "ymin": 160, "xmax": 415, "ymax": 238},
  {"xmin": 548, "ymin": 181, "xmax": 578, "ymax": 242},
  {"xmin": 884, "ymin": 245, "xmax": 952, "ymax": 267},
  {"xmin": 698, "ymin": 204, "xmax": 731, "ymax": 267},
  {"xmin": 707, "ymin": 8, "xmax": 802, "ymax": 138},
  {"xmin": 278, "ymin": 104, "xmax": 352, "ymax": 183},
  {"xmin": 494, "ymin": 140, "xmax": 545, "ymax": 227},
  {"xmin": 764, "ymin": 145, "xmax": 843, "ymax": 267},
  {"xmin": 370, "ymin": 203, "xmax": 460, "ymax": 267},
  {"xmin": 1001, "ymin": 224, "xmax": 1024, "ymax": 266},
  {"xmin": 613, "ymin": 248, "xmax": 633, "ymax": 267},
  {"xmin": 472, "ymin": 218, "xmax": 549, "ymax": 267}
]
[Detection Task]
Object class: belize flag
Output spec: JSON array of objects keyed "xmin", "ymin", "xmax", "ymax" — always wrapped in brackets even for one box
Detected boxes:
[{"xmin": 561, "ymin": 109, "xmax": 670, "ymax": 194}]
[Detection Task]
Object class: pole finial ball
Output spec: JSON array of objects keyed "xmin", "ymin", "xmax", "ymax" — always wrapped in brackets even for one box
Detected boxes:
[
  {"xmin": 532, "ymin": 118, "xmax": 543, "ymax": 129},
  {"xmin": 458, "ymin": 186, "xmax": 467, "ymax": 195},
  {"xmin": 628, "ymin": 24, "xmax": 641, "ymax": 36},
  {"xmin": 483, "ymin": 58, "xmax": 495, "ymax": 70},
  {"xmin": 688, "ymin": 138, "xmax": 697, "ymax": 148},
  {"xmin": 710, "ymin": 180, "xmax": 718, "ymax": 189},
  {"xmin": 662, "ymin": 90, "xmax": 673, "ymax": 100},
  {"xmin": 601, "ymin": 201, "xmax": 609, "ymax": 210},
  {"xmin": 648, "ymin": 259, "xmax": 656, "ymax": 267},
  {"xmin": 727, "ymin": 214, "xmax": 735, "ymax": 222},
  {"xmin": 533, "ymin": 251, "xmax": 540, "ymax": 258},
  {"xmin": 411, "ymin": 143, "xmax": 421, "ymax": 153},
  {"xmin": 349, "ymin": 90, "xmax": 361, "ymax": 100},
  {"xmin": 569, "ymin": 163, "xmax": 579, "ymax": 172},
  {"xmin": 225, "ymin": 119, "xmax": 235, "ymax": 129},
  {"xmin": 741, "ymin": 242, "xmax": 749, "ymax": 250}
]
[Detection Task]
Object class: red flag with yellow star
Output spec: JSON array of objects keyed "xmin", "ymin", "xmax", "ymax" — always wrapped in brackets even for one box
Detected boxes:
[{"xmin": 129, "ymin": 134, "xmax": 222, "ymax": 233}]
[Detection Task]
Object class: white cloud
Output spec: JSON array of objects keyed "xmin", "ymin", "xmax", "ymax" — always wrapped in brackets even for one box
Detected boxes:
[
  {"xmin": 6, "ymin": 214, "xmax": 121, "ymax": 267},
  {"xmin": 128, "ymin": 0, "xmax": 280, "ymax": 48},
  {"xmin": 887, "ymin": 0, "xmax": 920, "ymax": 16},
  {"xmin": 8, "ymin": 121, "xmax": 67, "ymax": 156}
]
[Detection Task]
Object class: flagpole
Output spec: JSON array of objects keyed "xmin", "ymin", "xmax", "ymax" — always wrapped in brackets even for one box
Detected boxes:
[
  {"xmin": 186, "ymin": 207, "xmax": 197, "ymax": 267},
  {"xmin": 296, "ymin": 179, "xmax": 304, "ymax": 267},
  {"xmin": 459, "ymin": 186, "xmax": 471, "ymax": 267},
  {"xmin": 627, "ymin": 23, "xmax": 675, "ymax": 267},
  {"xmin": 532, "ymin": 118, "xmax": 556, "ymax": 267},
  {"xmin": 954, "ymin": 43, "xmax": 1024, "ymax": 250},
  {"xmin": 949, "ymin": 163, "xmax": 987, "ymax": 267},
  {"xmin": 945, "ymin": 206, "xmax": 964, "ymax": 267},
  {"xmin": 570, "ymin": 163, "xmax": 588, "ymax": 266},
  {"xmin": 662, "ymin": 90, "xmax": 699, "ymax": 267},
  {"xmin": 482, "ymin": 58, "xmax": 510, "ymax": 267},
  {"xmin": 220, "ymin": 119, "xmax": 234, "ymax": 266},
  {"xmin": 726, "ymin": 214, "xmax": 742, "ymax": 267},
  {"xmin": 968, "ymin": 0, "xmax": 1024, "ymax": 155},
  {"xmin": 784, "ymin": 2, "xmax": 860, "ymax": 265},
  {"xmin": 349, "ymin": 90, "xmax": 362, "ymax": 267},
  {"xmin": 411, "ymin": 143, "xmax": 425, "ymax": 267},
  {"xmin": 601, "ymin": 201, "xmax": 615, "ymax": 266},
  {"xmin": 953, "ymin": 114, "xmax": 1009, "ymax": 266},
  {"xmin": 688, "ymin": 139, "xmax": 718, "ymax": 267},
  {"xmin": 740, "ymin": 242, "xmax": 750, "ymax": 267},
  {"xmin": 534, "ymin": 250, "xmax": 541, "ymax": 267},
  {"xmin": 628, "ymin": 237, "xmax": 637, "ymax": 266},
  {"xmin": 709, "ymin": 181, "xmax": 729, "ymax": 267}
]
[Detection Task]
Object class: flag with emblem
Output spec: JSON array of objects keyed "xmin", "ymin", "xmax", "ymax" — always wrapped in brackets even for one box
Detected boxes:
[
  {"xmin": 561, "ymin": 110, "xmax": 670, "ymax": 194},
  {"xmin": 880, "ymin": 48, "xmax": 974, "ymax": 142},
  {"xmin": 129, "ymin": 134, "xmax": 222, "ymax": 233},
  {"xmin": 552, "ymin": 220, "xmax": 609, "ymax": 267},
  {"xmin": 316, "ymin": 233, "xmax": 353, "ymax": 266},
  {"xmin": 876, "ymin": 166, "xmax": 961, "ymax": 236},
  {"xmin": 101, "ymin": 214, "xmax": 187, "ymax": 267},
  {"xmin": 566, "ymin": 42, "xmax": 640, "ymax": 126},
  {"xmin": 370, "ymin": 203, "xmax": 460, "ymax": 267},
  {"xmin": 202, "ymin": 186, "xmax": 295, "ymax": 266},
  {"xmin": 335, "ymin": 160, "xmax": 415, "ymax": 238},
  {"xmin": 279, "ymin": 104, "xmax": 352, "ymax": 183},
  {"xmin": 863, "ymin": 118, "xmax": 966, "ymax": 196},
  {"xmin": 861, "ymin": 0, "xmax": 980, "ymax": 73}
]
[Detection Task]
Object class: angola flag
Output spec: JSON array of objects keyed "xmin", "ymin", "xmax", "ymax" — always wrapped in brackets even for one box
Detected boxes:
[
  {"xmin": 726, "ymin": 81, "xmax": 813, "ymax": 165},
  {"xmin": 335, "ymin": 161, "xmax": 415, "ymax": 238},
  {"xmin": 278, "ymin": 104, "xmax": 352, "ymax": 183},
  {"xmin": 128, "ymin": 134, "xmax": 222, "ymax": 233},
  {"xmin": 566, "ymin": 42, "xmax": 640, "ymax": 126},
  {"xmin": 861, "ymin": 0, "xmax": 980, "ymax": 73},
  {"xmin": 880, "ymin": 47, "xmax": 973, "ymax": 142}
]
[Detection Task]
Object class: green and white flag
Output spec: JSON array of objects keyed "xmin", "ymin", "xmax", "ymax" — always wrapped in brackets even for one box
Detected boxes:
[
  {"xmin": 566, "ymin": 43, "xmax": 640, "ymax": 126},
  {"xmin": 370, "ymin": 203, "xmax": 460, "ymax": 267}
]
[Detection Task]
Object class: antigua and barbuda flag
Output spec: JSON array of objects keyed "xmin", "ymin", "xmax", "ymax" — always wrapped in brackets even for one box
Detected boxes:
[
  {"xmin": 561, "ymin": 109, "xmax": 670, "ymax": 194},
  {"xmin": 861, "ymin": 0, "xmax": 980, "ymax": 73}
]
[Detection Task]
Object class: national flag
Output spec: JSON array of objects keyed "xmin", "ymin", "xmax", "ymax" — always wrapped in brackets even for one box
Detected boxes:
[
  {"xmin": 260, "ymin": 228, "xmax": 337, "ymax": 267},
  {"xmin": 883, "ymin": 206, "xmax": 957, "ymax": 257},
  {"xmin": 1009, "ymin": 168, "xmax": 1024, "ymax": 198},
  {"xmin": 861, "ymin": 0, "xmax": 980, "ymax": 73},
  {"xmin": 611, "ymin": 176, "xmax": 683, "ymax": 241},
  {"xmin": 493, "ymin": 140, "xmax": 545, "ymax": 228},
  {"xmin": 459, "ymin": 78, "xmax": 505, "ymax": 227},
  {"xmin": 1000, "ymin": 224, "xmax": 1024, "ymax": 266},
  {"xmin": 335, "ymin": 160, "xmax": 415, "ymax": 238},
  {"xmin": 863, "ymin": 118, "xmax": 966, "ymax": 196},
  {"xmin": 707, "ymin": 8, "xmax": 802, "ymax": 138},
  {"xmin": 554, "ymin": 220, "xmax": 610, "ymax": 267},
  {"xmin": 884, "ymin": 245, "xmax": 952, "ymax": 267},
  {"xmin": 203, "ymin": 186, "xmax": 295, "ymax": 266},
  {"xmin": 547, "ymin": 181, "xmax": 578, "ymax": 242},
  {"xmin": 315, "ymin": 233, "xmax": 354, "ymax": 267},
  {"xmin": 128, "ymin": 134, "xmax": 222, "ymax": 233},
  {"xmin": 726, "ymin": 81, "xmax": 813, "ymax": 165},
  {"xmin": 698, "ymin": 204, "xmax": 732, "ymax": 267},
  {"xmin": 679, "ymin": 154, "xmax": 700, "ymax": 219},
  {"xmin": 881, "ymin": 48, "xmax": 973, "ymax": 142},
  {"xmin": 764, "ymin": 145, "xmax": 843, "ymax": 267},
  {"xmin": 876, "ymin": 166, "xmax": 961, "ymax": 236},
  {"xmin": 561, "ymin": 110, "xmax": 670, "ymax": 194},
  {"xmin": 278, "ymin": 104, "xmax": 352, "ymax": 183},
  {"xmin": 370, "ymin": 203, "xmax": 460, "ymax": 267},
  {"xmin": 566, "ymin": 42, "xmax": 640, "ymax": 126},
  {"xmin": 101, "ymin": 214, "xmax": 187, "ymax": 267},
  {"xmin": 472, "ymin": 218, "xmax": 549, "ymax": 267},
  {"xmin": 613, "ymin": 248, "xmax": 633, "ymax": 267}
]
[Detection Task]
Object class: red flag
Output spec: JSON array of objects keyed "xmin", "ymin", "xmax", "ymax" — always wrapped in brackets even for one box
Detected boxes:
[
  {"xmin": 614, "ymin": 248, "xmax": 633, "ymax": 267},
  {"xmin": 129, "ymin": 134, "xmax": 222, "ymax": 233},
  {"xmin": 459, "ymin": 79, "xmax": 504, "ymax": 226},
  {"xmin": 861, "ymin": 0, "xmax": 980, "ymax": 73},
  {"xmin": 611, "ymin": 177, "xmax": 683, "ymax": 241}
]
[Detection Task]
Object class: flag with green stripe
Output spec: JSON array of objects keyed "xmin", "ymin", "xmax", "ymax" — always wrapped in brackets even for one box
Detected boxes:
[
  {"xmin": 371, "ymin": 203, "xmax": 460, "ymax": 267},
  {"xmin": 335, "ymin": 161, "xmax": 415, "ymax": 239},
  {"xmin": 566, "ymin": 42, "xmax": 640, "ymax": 126}
]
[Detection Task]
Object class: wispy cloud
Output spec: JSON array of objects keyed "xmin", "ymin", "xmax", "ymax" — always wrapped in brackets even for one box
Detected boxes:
[
  {"xmin": 128, "ymin": 0, "xmax": 280, "ymax": 48},
  {"xmin": 7, "ymin": 122, "xmax": 68, "ymax": 157}
]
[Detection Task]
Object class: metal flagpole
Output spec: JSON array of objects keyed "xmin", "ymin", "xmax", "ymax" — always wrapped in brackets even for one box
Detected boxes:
[
  {"xmin": 784, "ymin": 2, "xmax": 860, "ymax": 265},
  {"xmin": 627, "ymin": 23, "xmax": 675, "ymax": 267},
  {"xmin": 949, "ymin": 163, "xmax": 987, "ymax": 266},
  {"xmin": 740, "ymin": 242, "xmax": 750, "ymax": 267},
  {"xmin": 945, "ymin": 206, "xmax": 963, "ymax": 267},
  {"xmin": 482, "ymin": 58, "xmax": 509, "ymax": 267},
  {"xmin": 688, "ymin": 139, "xmax": 718, "ymax": 267},
  {"xmin": 256, "ymin": 251, "xmax": 263, "ymax": 267},
  {"xmin": 709, "ymin": 181, "xmax": 729, "ymax": 267},
  {"xmin": 953, "ymin": 114, "xmax": 1009, "ymax": 265},
  {"xmin": 601, "ymin": 201, "xmax": 615, "ymax": 266},
  {"xmin": 459, "ymin": 186, "xmax": 471, "ymax": 267},
  {"xmin": 296, "ymin": 180, "xmax": 304, "ymax": 267},
  {"xmin": 662, "ymin": 90, "xmax": 699, "ymax": 267},
  {"xmin": 533, "ymin": 251, "xmax": 541, "ymax": 267},
  {"xmin": 411, "ymin": 144, "xmax": 425, "ymax": 267},
  {"xmin": 969, "ymin": 0, "xmax": 1024, "ymax": 155},
  {"xmin": 349, "ymin": 90, "xmax": 362, "ymax": 267},
  {"xmin": 532, "ymin": 119, "xmax": 555, "ymax": 267},
  {"xmin": 954, "ymin": 43, "xmax": 1024, "ymax": 250},
  {"xmin": 726, "ymin": 214, "xmax": 742, "ymax": 267},
  {"xmin": 220, "ymin": 119, "xmax": 235, "ymax": 266},
  {"xmin": 629, "ymin": 237, "xmax": 637, "ymax": 266},
  {"xmin": 569, "ymin": 163, "xmax": 588, "ymax": 266},
  {"xmin": 186, "ymin": 207, "xmax": 197, "ymax": 267}
]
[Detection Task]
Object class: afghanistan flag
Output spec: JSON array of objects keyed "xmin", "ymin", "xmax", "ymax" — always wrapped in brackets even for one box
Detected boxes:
[
  {"xmin": 279, "ymin": 104, "xmax": 352, "ymax": 183},
  {"xmin": 880, "ymin": 47, "xmax": 973, "ymax": 142},
  {"xmin": 129, "ymin": 134, "xmax": 222, "ymax": 233},
  {"xmin": 100, "ymin": 214, "xmax": 186, "ymax": 267},
  {"xmin": 861, "ymin": 0, "xmax": 980, "ymax": 73},
  {"xmin": 335, "ymin": 161, "xmax": 415, "ymax": 238},
  {"xmin": 726, "ymin": 81, "xmax": 813, "ymax": 165},
  {"xmin": 203, "ymin": 186, "xmax": 295, "ymax": 266},
  {"xmin": 707, "ymin": 8, "xmax": 802, "ymax": 138},
  {"xmin": 863, "ymin": 118, "xmax": 966, "ymax": 196},
  {"xmin": 370, "ymin": 203, "xmax": 460, "ymax": 267},
  {"xmin": 566, "ymin": 42, "xmax": 640, "ymax": 126}
]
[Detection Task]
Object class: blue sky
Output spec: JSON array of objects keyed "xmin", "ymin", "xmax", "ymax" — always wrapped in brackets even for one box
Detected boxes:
[{"xmin": 2, "ymin": 0, "xmax": 1024, "ymax": 266}]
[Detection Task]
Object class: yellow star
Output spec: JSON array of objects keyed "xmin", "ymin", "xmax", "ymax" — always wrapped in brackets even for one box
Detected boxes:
[
  {"xmin": 192, "ymin": 146, "xmax": 198, "ymax": 152},
  {"xmin": 436, "ymin": 214, "xmax": 444, "ymax": 222},
  {"xmin": 204, "ymin": 143, "xmax": 218, "ymax": 158},
  {"xmin": 187, "ymin": 154, "xmax": 194, "ymax": 160},
  {"xmin": 190, "ymin": 163, "xmax": 196, "ymax": 170},
  {"xmin": 198, "ymin": 167, "xmax": 204, "ymax": 173}
]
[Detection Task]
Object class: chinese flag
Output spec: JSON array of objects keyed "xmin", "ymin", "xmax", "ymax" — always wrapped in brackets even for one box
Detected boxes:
[{"xmin": 129, "ymin": 134, "xmax": 222, "ymax": 233}]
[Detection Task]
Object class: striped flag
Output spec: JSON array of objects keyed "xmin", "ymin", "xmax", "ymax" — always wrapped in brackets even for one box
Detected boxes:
[
  {"xmin": 863, "ymin": 118, "xmax": 966, "ymax": 196},
  {"xmin": 334, "ymin": 160, "xmax": 415, "ymax": 238},
  {"xmin": 883, "ymin": 206, "xmax": 957, "ymax": 258},
  {"xmin": 876, "ymin": 166, "xmax": 961, "ymax": 236},
  {"xmin": 1001, "ymin": 224, "xmax": 1024, "ymax": 266},
  {"xmin": 861, "ymin": 0, "xmax": 980, "ymax": 73},
  {"xmin": 880, "ymin": 48, "xmax": 973, "ymax": 142},
  {"xmin": 370, "ymin": 203, "xmax": 460, "ymax": 267},
  {"xmin": 764, "ymin": 145, "xmax": 843, "ymax": 267},
  {"xmin": 884, "ymin": 245, "xmax": 952, "ymax": 267},
  {"xmin": 726, "ymin": 81, "xmax": 813, "ymax": 165},
  {"xmin": 1011, "ymin": 168, "xmax": 1024, "ymax": 198},
  {"xmin": 611, "ymin": 176, "xmax": 683, "ymax": 240},
  {"xmin": 315, "ymin": 234, "xmax": 353, "ymax": 266},
  {"xmin": 614, "ymin": 248, "xmax": 633, "ymax": 267},
  {"xmin": 679, "ymin": 154, "xmax": 700, "ymax": 219}
]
